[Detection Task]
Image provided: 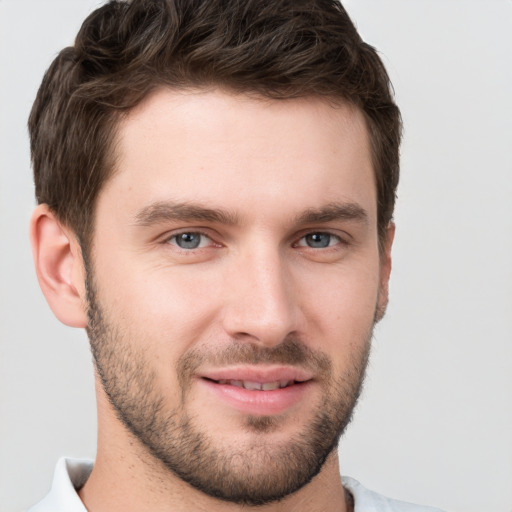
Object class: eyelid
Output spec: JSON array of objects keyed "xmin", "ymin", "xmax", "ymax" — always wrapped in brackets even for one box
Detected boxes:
[
  {"xmin": 293, "ymin": 230, "xmax": 349, "ymax": 248},
  {"xmin": 164, "ymin": 229, "xmax": 220, "ymax": 249}
]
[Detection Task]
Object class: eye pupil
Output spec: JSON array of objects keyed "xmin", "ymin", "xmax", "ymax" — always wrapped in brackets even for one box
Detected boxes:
[
  {"xmin": 176, "ymin": 233, "xmax": 201, "ymax": 249},
  {"xmin": 306, "ymin": 233, "xmax": 331, "ymax": 248}
]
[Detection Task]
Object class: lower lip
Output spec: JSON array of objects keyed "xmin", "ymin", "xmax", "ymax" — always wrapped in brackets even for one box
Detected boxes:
[{"xmin": 199, "ymin": 378, "xmax": 313, "ymax": 416}]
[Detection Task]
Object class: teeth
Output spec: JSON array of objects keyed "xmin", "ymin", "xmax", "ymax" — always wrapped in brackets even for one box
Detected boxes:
[
  {"xmin": 242, "ymin": 381, "xmax": 261, "ymax": 390},
  {"xmin": 217, "ymin": 379, "xmax": 294, "ymax": 390},
  {"xmin": 262, "ymin": 382, "xmax": 280, "ymax": 391}
]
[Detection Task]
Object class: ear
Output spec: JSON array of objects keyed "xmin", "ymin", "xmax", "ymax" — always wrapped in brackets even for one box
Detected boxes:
[
  {"xmin": 375, "ymin": 222, "xmax": 395, "ymax": 323},
  {"xmin": 30, "ymin": 204, "xmax": 88, "ymax": 328}
]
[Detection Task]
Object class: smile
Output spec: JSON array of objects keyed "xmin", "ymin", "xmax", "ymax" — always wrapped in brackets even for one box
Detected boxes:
[
  {"xmin": 213, "ymin": 379, "xmax": 296, "ymax": 390},
  {"xmin": 198, "ymin": 368, "xmax": 314, "ymax": 416}
]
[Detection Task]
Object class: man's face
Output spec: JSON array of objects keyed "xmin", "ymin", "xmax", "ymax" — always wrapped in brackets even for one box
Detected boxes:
[{"xmin": 85, "ymin": 89, "xmax": 390, "ymax": 504}]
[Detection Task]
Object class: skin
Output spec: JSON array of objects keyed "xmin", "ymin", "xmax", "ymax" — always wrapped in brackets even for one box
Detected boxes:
[{"xmin": 31, "ymin": 89, "xmax": 393, "ymax": 512}]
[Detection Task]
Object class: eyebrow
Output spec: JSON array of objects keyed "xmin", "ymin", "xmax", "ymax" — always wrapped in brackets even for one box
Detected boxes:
[
  {"xmin": 295, "ymin": 202, "xmax": 368, "ymax": 225},
  {"xmin": 133, "ymin": 201, "xmax": 240, "ymax": 226},
  {"xmin": 133, "ymin": 200, "xmax": 368, "ymax": 228}
]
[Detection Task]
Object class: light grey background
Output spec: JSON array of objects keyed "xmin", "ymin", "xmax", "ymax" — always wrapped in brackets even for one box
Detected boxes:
[{"xmin": 1, "ymin": 1, "xmax": 511, "ymax": 511}]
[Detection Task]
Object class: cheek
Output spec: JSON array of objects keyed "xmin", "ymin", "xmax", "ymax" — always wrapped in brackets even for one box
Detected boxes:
[
  {"xmin": 297, "ymin": 260, "xmax": 380, "ymax": 345},
  {"xmin": 95, "ymin": 259, "xmax": 222, "ymax": 352}
]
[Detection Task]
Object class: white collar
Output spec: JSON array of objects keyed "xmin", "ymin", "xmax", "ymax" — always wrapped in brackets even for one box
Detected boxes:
[{"xmin": 28, "ymin": 458, "xmax": 92, "ymax": 512}]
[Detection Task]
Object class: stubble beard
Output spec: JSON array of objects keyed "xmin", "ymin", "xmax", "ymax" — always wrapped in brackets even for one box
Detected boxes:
[{"xmin": 85, "ymin": 270, "xmax": 373, "ymax": 506}]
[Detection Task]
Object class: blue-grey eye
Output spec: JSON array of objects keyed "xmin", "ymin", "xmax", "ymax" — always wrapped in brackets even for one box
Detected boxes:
[
  {"xmin": 299, "ymin": 233, "xmax": 338, "ymax": 248},
  {"xmin": 171, "ymin": 232, "xmax": 206, "ymax": 249}
]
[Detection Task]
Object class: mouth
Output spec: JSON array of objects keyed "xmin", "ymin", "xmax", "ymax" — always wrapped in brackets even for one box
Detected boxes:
[
  {"xmin": 198, "ymin": 367, "xmax": 314, "ymax": 416},
  {"xmin": 207, "ymin": 378, "xmax": 301, "ymax": 391}
]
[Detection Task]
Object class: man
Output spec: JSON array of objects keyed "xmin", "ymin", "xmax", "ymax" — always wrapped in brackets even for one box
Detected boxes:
[{"xmin": 27, "ymin": 0, "xmax": 443, "ymax": 511}]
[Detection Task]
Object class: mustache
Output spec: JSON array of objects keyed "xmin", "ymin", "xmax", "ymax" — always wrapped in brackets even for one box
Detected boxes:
[{"xmin": 177, "ymin": 338, "xmax": 332, "ymax": 385}]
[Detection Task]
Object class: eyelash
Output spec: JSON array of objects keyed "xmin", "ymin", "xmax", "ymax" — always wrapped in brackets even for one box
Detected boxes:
[
  {"xmin": 294, "ymin": 232, "xmax": 344, "ymax": 249},
  {"xmin": 166, "ymin": 231, "xmax": 216, "ymax": 250}
]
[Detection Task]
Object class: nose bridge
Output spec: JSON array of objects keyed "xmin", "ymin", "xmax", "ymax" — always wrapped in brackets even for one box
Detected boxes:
[{"xmin": 222, "ymin": 241, "xmax": 298, "ymax": 346}]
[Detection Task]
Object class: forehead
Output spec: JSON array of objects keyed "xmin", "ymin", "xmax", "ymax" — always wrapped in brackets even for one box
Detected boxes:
[{"xmin": 101, "ymin": 88, "xmax": 376, "ymax": 225}]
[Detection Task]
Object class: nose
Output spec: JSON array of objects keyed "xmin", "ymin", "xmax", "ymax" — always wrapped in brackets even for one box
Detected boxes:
[{"xmin": 221, "ymin": 246, "xmax": 300, "ymax": 347}]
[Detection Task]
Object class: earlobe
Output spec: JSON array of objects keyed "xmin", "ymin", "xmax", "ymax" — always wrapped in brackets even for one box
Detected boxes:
[
  {"xmin": 375, "ymin": 222, "xmax": 395, "ymax": 323},
  {"xmin": 30, "ymin": 204, "xmax": 88, "ymax": 328}
]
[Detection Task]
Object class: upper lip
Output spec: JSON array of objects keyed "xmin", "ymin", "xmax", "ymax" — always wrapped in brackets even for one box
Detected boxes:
[{"xmin": 199, "ymin": 365, "xmax": 314, "ymax": 384}]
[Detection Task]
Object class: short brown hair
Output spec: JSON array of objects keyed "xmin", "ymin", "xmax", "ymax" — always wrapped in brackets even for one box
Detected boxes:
[{"xmin": 29, "ymin": 0, "xmax": 401, "ymax": 251}]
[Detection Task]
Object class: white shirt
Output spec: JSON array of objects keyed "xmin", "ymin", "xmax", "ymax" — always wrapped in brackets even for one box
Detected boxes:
[{"xmin": 28, "ymin": 458, "xmax": 446, "ymax": 512}]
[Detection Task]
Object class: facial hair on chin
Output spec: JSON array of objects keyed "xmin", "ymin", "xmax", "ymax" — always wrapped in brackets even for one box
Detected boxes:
[{"xmin": 85, "ymin": 268, "xmax": 373, "ymax": 506}]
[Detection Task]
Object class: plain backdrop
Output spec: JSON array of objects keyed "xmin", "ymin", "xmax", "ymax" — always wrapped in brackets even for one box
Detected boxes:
[{"xmin": 1, "ymin": 1, "xmax": 511, "ymax": 511}]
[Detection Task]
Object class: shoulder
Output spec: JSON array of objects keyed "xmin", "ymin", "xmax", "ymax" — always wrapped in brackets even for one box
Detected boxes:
[
  {"xmin": 27, "ymin": 458, "xmax": 93, "ymax": 512},
  {"xmin": 342, "ymin": 476, "xmax": 446, "ymax": 512}
]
